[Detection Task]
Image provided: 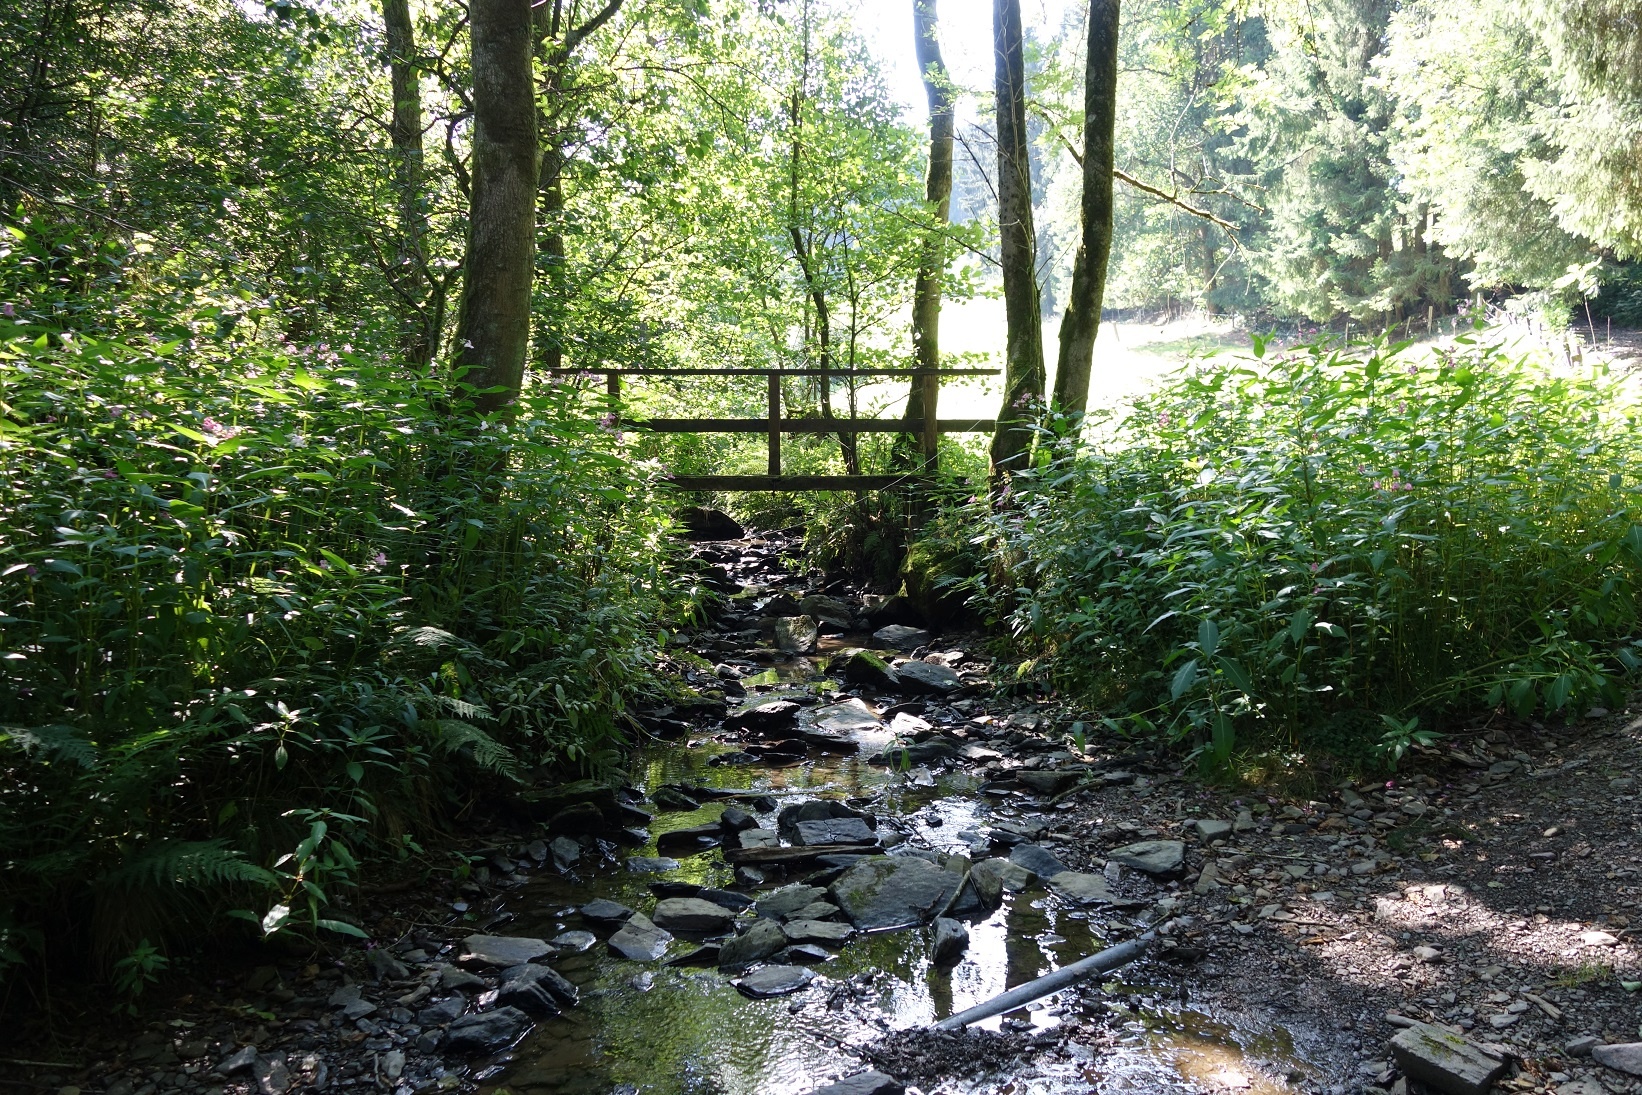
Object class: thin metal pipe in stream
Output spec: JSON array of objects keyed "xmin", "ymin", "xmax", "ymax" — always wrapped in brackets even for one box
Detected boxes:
[{"xmin": 931, "ymin": 929, "xmax": 1158, "ymax": 1031}]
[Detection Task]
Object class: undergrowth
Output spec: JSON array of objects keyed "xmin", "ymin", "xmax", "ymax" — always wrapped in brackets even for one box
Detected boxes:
[
  {"xmin": 979, "ymin": 332, "xmax": 1642, "ymax": 769},
  {"xmin": 0, "ymin": 226, "xmax": 678, "ymax": 999}
]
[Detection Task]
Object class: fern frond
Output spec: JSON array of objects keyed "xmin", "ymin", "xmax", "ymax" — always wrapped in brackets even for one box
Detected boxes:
[
  {"xmin": 1, "ymin": 724, "xmax": 100, "ymax": 769},
  {"xmin": 98, "ymin": 840, "xmax": 278, "ymax": 892},
  {"xmin": 426, "ymin": 694, "xmax": 494, "ymax": 721},
  {"xmin": 432, "ymin": 720, "xmax": 526, "ymax": 783}
]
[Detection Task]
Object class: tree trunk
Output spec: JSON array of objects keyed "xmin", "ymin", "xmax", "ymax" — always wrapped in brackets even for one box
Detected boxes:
[
  {"xmin": 787, "ymin": 0, "xmax": 858, "ymax": 476},
  {"xmin": 382, "ymin": 0, "xmax": 432, "ymax": 367},
  {"xmin": 1050, "ymin": 0, "xmax": 1119, "ymax": 418},
  {"xmin": 898, "ymin": 0, "xmax": 955, "ymax": 474},
  {"xmin": 989, "ymin": 0, "xmax": 1045, "ymax": 490},
  {"xmin": 451, "ymin": 0, "xmax": 537, "ymax": 417},
  {"xmin": 531, "ymin": 2, "xmax": 624, "ymax": 375}
]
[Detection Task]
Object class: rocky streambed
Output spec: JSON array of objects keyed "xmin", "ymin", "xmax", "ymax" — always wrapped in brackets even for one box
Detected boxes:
[{"xmin": 43, "ymin": 523, "xmax": 1642, "ymax": 1095}]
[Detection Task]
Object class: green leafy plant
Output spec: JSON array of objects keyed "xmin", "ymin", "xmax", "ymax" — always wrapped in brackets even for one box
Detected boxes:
[
  {"xmin": 111, "ymin": 939, "xmax": 169, "ymax": 1014},
  {"xmin": 978, "ymin": 331, "xmax": 1642, "ymax": 762}
]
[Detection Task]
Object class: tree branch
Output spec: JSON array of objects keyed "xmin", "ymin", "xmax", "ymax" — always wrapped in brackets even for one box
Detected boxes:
[{"xmin": 1114, "ymin": 167, "xmax": 1241, "ymax": 234}]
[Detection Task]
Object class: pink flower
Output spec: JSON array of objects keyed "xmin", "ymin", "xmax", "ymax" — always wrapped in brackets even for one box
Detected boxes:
[
  {"xmin": 102, "ymin": 469, "xmax": 117, "ymax": 479},
  {"xmin": 372, "ymin": 552, "xmax": 388, "ymax": 567},
  {"xmin": 2, "ymin": 303, "xmax": 12, "ymax": 316}
]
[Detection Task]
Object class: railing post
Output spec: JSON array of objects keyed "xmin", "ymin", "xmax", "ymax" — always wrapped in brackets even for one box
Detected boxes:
[
  {"xmin": 920, "ymin": 371, "xmax": 939, "ymax": 472},
  {"xmin": 767, "ymin": 372, "xmax": 782, "ymax": 477},
  {"xmin": 607, "ymin": 371, "xmax": 620, "ymax": 399}
]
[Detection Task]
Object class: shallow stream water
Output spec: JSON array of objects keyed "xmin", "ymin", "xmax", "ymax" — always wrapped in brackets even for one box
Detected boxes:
[{"xmin": 482, "ymin": 648, "xmax": 1313, "ymax": 1094}]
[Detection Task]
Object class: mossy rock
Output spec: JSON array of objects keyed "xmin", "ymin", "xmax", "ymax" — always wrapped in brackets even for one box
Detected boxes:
[{"xmin": 900, "ymin": 537, "xmax": 975, "ymax": 628}]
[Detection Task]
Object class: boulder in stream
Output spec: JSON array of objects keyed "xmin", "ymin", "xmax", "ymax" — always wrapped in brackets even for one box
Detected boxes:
[
  {"xmin": 443, "ymin": 1007, "xmax": 532, "ymax": 1054},
  {"xmin": 830, "ymin": 648, "xmax": 900, "ymax": 689},
  {"xmin": 735, "ymin": 964, "xmax": 815, "ymax": 998},
  {"xmin": 675, "ymin": 506, "xmax": 745, "ymax": 541},
  {"xmin": 793, "ymin": 817, "xmax": 879, "ymax": 847},
  {"xmin": 873, "ymin": 624, "xmax": 931, "ymax": 651},
  {"xmin": 829, "ymin": 856, "xmax": 964, "ymax": 932},
  {"xmin": 727, "ymin": 700, "xmax": 800, "ymax": 734},
  {"xmin": 607, "ymin": 913, "xmax": 673, "ymax": 961},
  {"xmin": 891, "ymin": 660, "xmax": 962, "ymax": 696},
  {"xmin": 652, "ymin": 897, "xmax": 738, "ymax": 934},
  {"xmin": 931, "ymin": 917, "xmax": 969, "ymax": 966},
  {"xmin": 775, "ymin": 615, "xmax": 819, "ymax": 654},
  {"xmin": 804, "ymin": 1073, "xmax": 905, "ymax": 1095},
  {"xmin": 459, "ymin": 934, "xmax": 554, "ymax": 967},
  {"xmin": 718, "ymin": 919, "xmax": 788, "ymax": 970}
]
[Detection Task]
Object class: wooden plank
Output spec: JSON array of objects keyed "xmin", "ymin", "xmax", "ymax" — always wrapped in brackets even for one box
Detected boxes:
[
  {"xmin": 547, "ymin": 367, "xmax": 999, "ymax": 377},
  {"xmin": 665, "ymin": 475, "xmax": 925, "ymax": 492},
  {"xmin": 766, "ymin": 373, "xmax": 781, "ymax": 477},
  {"xmin": 631, "ymin": 418, "xmax": 995, "ymax": 434}
]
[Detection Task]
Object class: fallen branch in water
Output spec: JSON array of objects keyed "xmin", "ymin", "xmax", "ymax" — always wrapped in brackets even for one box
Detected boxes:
[{"xmin": 932, "ymin": 926, "xmax": 1158, "ymax": 1030}]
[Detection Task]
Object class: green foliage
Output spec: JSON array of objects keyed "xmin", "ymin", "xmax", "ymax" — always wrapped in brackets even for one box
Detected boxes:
[
  {"xmin": 981, "ymin": 332, "xmax": 1642, "ymax": 766},
  {"xmin": 110, "ymin": 939, "xmax": 168, "ymax": 1014},
  {"xmin": 0, "ymin": 236, "xmax": 676, "ymax": 980}
]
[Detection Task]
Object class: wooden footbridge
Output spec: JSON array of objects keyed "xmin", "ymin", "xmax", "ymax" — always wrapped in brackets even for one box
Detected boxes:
[{"xmin": 565, "ymin": 366, "xmax": 999, "ymax": 491}]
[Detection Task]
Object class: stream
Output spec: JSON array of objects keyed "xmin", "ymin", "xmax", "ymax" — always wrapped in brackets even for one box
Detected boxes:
[{"xmin": 477, "ymin": 527, "xmax": 1313, "ymax": 1095}]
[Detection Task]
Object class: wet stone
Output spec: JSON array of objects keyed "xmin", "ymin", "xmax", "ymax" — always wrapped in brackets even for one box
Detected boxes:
[
  {"xmin": 931, "ymin": 917, "xmax": 969, "ymax": 966},
  {"xmin": 794, "ymin": 817, "xmax": 879, "ymax": 847},
  {"xmin": 652, "ymin": 897, "xmax": 738, "ymax": 934},
  {"xmin": 789, "ymin": 901, "xmax": 840, "ymax": 920},
  {"xmin": 783, "ymin": 920, "xmax": 855, "ymax": 946},
  {"xmin": 728, "ymin": 700, "xmax": 800, "ymax": 733},
  {"xmin": 814, "ymin": 697, "xmax": 883, "ymax": 733},
  {"xmin": 831, "ymin": 649, "xmax": 900, "ymax": 689},
  {"xmin": 550, "ymin": 930, "xmax": 597, "ymax": 953},
  {"xmin": 804, "ymin": 1073, "xmax": 905, "ymax": 1095},
  {"xmin": 608, "ymin": 913, "xmax": 673, "ymax": 961},
  {"xmin": 829, "ymin": 856, "xmax": 964, "ymax": 932},
  {"xmin": 460, "ymin": 934, "xmax": 554, "ymax": 967},
  {"xmin": 1008, "ymin": 844, "xmax": 1068, "ymax": 879},
  {"xmin": 415, "ymin": 995, "xmax": 466, "ymax": 1026},
  {"xmin": 1106, "ymin": 840, "xmax": 1186, "ymax": 878},
  {"xmin": 736, "ymin": 964, "xmax": 815, "ymax": 998},
  {"xmin": 499, "ymin": 963, "xmax": 578, "ymax": 1007},
  {"xmin": 873, "ymin": 624, "xmax": 931, "ymax": 651},
  {"xmin": 719, "ymin": 806, "xmax": 757, "ymax": 832},
  {"xmin": 739, "ymin": 827, "xmax": 781, "ymax": 849},
  {"xmin": 579, "ymin": 899, "xmax": 635, "ymax": 927},
  {"xmin": 892, "ymin": 661, "xmax": 962, "ymax": 696},
  {"xmin": 443, "ymin": 1007, "xmax": 532, "ymax": 1054},
  {"xmin": 775, "ymin": 615, "xmax": 819, "ymax": 654},
  {"xmin": 756, "ymin": 884, "xmax": 829, "ymax": 920},
  {"xmin": 625, "ymin": 856, "xmax": 680, "ymax": 874},
  {"xmin": 697, "ymin": 887, "xmax": 756, "ymax": 912},
  {"xmin": 438, "ymin": 964, "xmax": 487, "ymax": 992},
  {"xmin": 1048, "ymin": 871, "xmax": 1141, "ymax": 907},
  {"xmin": 719, "ymin": 919, "xmax": 788, "ymax": 970}
]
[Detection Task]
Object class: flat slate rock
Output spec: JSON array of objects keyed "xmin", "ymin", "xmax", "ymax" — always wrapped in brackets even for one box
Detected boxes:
[
  {"xmin": 1008, "ymin": 844, "xmax": 1069, "ymax": 879},
  {"xmin": 1390, "ymin": 1022, "xmax": 1508, "ymax": 1095},
  {"xmin": 459, "ymin": 934, "xmax": 553, "ymax": 967},
  {"xmin": 607, "ymin": 913, "xmax": 673, "ymax": 961},
  {"xmin": 736, "ymin": 964, "xmax": 815, "ymax": 998},
  {"xmin": 651, "ymin": 897, "xmax": 737, "ymax": 934},
  {"xmin": 782, "ymin": 919, "xmax": 855, "ymax": 946},
  {"xmin": 547, "ymin": 930, "xmax": 597, "ymax": 954},
  {"xmin": 1594, "ymin": 1043, "xmax": 1642, "ymax": 1076},
  {"xmin": 443, "ymin": 1007, "xmax": 532, "ymax": 1054},
  {"xmin": 729, "ymin": 700, "xmax": 801, "ymax": 732},
  {"xmin": 873, "ymin": 624, "xmax": 931, "ymax": 651},
  {"xmin": 814, "ymin": 697, "xmax": 883, "ymax": 733},
  {"xmin": 579, "ymin": 899, "xmax": 635, "ymax": 926},
  {"xmin": 829, "ymin": 856, "xmax": 963, "ymax": 932},
  {"xmin": 794, "ymin": 817, "xmax": 879, "ymax": 847},
  {"xmin": 892, "ymin": 661, "xmax": 962, "ymax": 696},
  {"xmin": 738, "ymin": 827, "xmax": 781, "ymax": 849},
  {"xmin": 805, "ymin": 1073, "xmax": 905, "ymax": 1095},
  {"xmin": 625, "ymin": 856, "xmax": 681, "ymax": 874},
  {"xmin": 1048, "ymin": 871, "xmax": 1144, "ymax": 908},
  {"xmin": 1106, "ymin": 839, "xmax": 1186, "ymax": 877},
  {"xmin": 756, "ymin": 884, "xmax": 829, "ymax": 920}
]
